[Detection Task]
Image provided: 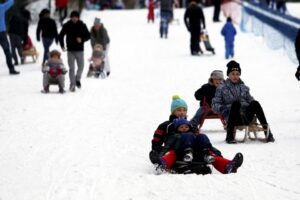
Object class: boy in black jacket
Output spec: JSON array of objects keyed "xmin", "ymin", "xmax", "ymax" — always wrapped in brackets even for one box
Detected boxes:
[{"xmin": 59, "ymin": 10, "xmax": 90, "ymax": 92}]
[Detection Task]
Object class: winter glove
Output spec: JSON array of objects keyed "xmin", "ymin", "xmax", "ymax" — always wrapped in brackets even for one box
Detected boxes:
[
  {"xmin": 295, "ymin": 66, "xmax": 300, "ymax": 81},
  {"xmin": 149, "ymin": 150, "xmax": 160, "ymax": 164}
]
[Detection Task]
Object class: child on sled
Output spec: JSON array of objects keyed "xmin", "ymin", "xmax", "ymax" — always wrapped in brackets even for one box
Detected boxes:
[
  {"xmin": 149, "ymin": 95, "xmax": 243, "ymax": 174},
  {"xmin": 87, "ymin": 44, "xmax": 106, "ymax": 78},
  {"xmin": 191, "ymin": 70, "xmax": 225, "ymax": 131},
  {"xmin": 41, "ymin": 50, "xmax": 67, "ymax": 93},
  {"xmin": 211, "ymin": 60, "xmax": 275, "ymax": 143}
]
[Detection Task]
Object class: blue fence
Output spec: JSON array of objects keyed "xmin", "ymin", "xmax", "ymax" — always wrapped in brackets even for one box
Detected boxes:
[{"xmin": 240, "ymin": 1, "xmax": 300, "ymax": 64}]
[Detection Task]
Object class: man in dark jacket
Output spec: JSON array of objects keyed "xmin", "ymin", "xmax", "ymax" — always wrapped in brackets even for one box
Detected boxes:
[
  {"xmin": 8, "ymin": 12, "xmax": 27, "ymax": 65},
  {"xmin": 36, "ymin": 9, "xmax": 58, "ymax": 65},
  {"xmin": 59, "ymin": 10, "xmax": 90, "ymax": 92},
  {"xmin": 184, "ymin": 0, "xmax": 206, "ymax": 55},
  {"xmin": 295, "ymin": 28, "xmax": 300, "ymax": 81}
]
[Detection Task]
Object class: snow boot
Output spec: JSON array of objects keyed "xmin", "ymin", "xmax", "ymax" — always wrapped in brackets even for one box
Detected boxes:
[
  {"xmin": 225, "ymin": 153, "xmax": 243, "ymax": 174},
  {"xmin": 183, "ymin": 148, "xmax": 193, "ymax": 162}
]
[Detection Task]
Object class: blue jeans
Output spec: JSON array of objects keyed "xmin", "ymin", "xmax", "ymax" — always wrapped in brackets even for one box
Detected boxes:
[
  {"xmin": 42, "ymin": 37, "xmax": 54, "ymax": 65},
  {"xmin": 0, "ymin": 32, "xmax": 14, "ymax": 71},
  {"xmin": 159, "ymin": 11, "xmax": 172, "ymax": 38}
]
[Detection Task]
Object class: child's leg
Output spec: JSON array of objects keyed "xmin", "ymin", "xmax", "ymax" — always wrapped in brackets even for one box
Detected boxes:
[
  {"xmin": 57, "ymin": 75, "xmax": 65, "ymax": 89},
  {"xmin": 161, "ymin": 150, "xmax": 177, "ymax": 169},
  {"xmin": 43, "ymin": 73, "xmax": 50, "ymax": 91},
  {"xmin": 211, "ymin": 154, "xmax": 230, "ymax": 174},
  {"xmin": 225, "ymin": 44, "xmax": 230, "ymax": 59},
  {"xmin": 230, "ymin": 43, "xmax": 234, "ymax": 58}
]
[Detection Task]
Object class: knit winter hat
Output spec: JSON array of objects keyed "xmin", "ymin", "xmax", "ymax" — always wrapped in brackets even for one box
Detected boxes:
[
  {"xmin": 226, "ymin": 60, "xmax": 241, "ymax": 76},
  {"xmin": 94, "ymin": 17, "xmax": 101, "ymax": 25},
  {"xmin": 49, "ymin": 50, "xmax": 61, "ymax": 58},
  {"xmin": 173, "ymin": 118, "xmax": 191, "ymax": 130},
  {"xmin": 70, "ymin": 10, "xmax": 80, "ymax": 18},
  {"xmin": 210, "ymin": 70, "xmax": 224, "ymax": 80},
  {"xmin": 171, "ymin": 95, "xmax": 188, "ymax": 113}
]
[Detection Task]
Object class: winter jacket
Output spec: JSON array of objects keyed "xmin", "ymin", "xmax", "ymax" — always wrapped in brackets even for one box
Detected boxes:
[
  {"xmin": 151, "ymin": 115, "xmax": 177, "ymax": 152},
  {"xmin": 184, "ymin": 2, "xmax": 206, "ymax": 32},
  {"xmin": 0, "ymin": 0, "xmax": 13, "ymax": 32},
  {"xmin": 59, "ymin": 20, "xmax": 90, "ymax": 51},
  {"xmin": 8, "ymin": 14, "xmax": 26, "ymax": 39},
  {"xmin": 194, "ymin": 82, "xmax": 217, "ymax": 107},
  {"xmin": 160, "ymin": 0, "xmax": 173, "ymax": 12},
  {"xmin": 42, "ymin": 58, "xmax": 67, "ymax": 74},
  {"xmin": 221, "ymin": 21, "xmax": 236, "ymax": 45},
  {"xmin": 211, "ymin": 78, "xmax": 254, "ymax": 120},
  {"xmin": 56, "ymin": 0, "xmax": 68, "ymax": 8},
  {"xmin": 36, "ymin": 17, "xmax": 58, "ymax": 42},
  {"xmin": 90, "ymin": 25, "xmax": 110, "ymax": 50}
]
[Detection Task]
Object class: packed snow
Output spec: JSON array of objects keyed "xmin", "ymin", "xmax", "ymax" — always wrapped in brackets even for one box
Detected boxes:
[{"xmin": 1, "ymin": 4, "xmax": 300, "ymax": 200}]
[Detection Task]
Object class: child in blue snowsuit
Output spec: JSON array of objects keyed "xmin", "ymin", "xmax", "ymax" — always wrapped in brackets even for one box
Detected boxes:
[{"xmin": 221, "ymin": 17, "xmax": 236, "ymax": 59}]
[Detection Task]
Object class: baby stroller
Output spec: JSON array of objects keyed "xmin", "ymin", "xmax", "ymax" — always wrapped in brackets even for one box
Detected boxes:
[
  {"xmin": 200, "ymin": 30, "xmax": 215, "ymax": 55},
  {"xmin": 87, "ymin": 44, "xmax": 107, "ymax": 79}
]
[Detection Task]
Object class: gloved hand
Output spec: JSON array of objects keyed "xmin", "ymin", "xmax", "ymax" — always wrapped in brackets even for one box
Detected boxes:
[
  {"xmin": 149, "ymin": 150, "xmax": 160, "ymax": 164},
  {"xmin": 295, "ymin": 66, "xmax": 300, "ymax": 81}
]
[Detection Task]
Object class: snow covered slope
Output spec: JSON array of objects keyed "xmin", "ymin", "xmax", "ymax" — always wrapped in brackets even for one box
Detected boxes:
[{"xmin": 0, "ymin": 6, "xmax": 300, "ymax": 200}]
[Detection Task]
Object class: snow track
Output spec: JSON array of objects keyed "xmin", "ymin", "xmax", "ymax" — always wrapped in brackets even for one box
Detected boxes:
[{"xmin": 1, "ymin": 5, "xmax": 300, "ymax": 200}]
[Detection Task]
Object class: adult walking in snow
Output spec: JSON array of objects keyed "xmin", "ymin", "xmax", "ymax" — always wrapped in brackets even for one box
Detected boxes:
[
  {"xmin": 295, "ymin": 28, "xmax": 300, "ymax": 81},
  {"xmin": 211, "ymin": 60, "xmax": 275, "ymax": 144},
  {"xmin": 59, "ymin": 10, "xmax": 90, "ymax": 92},
  {"xmin": 36, "ymin": 9, "xmax": 58, "ymax": 66},
  {"xmin": 184, "ymin": 0, "xmax": 206, "ymax": 56},
  {"xmin": 0, "ymin": 0, "xmax": 19, "ymax": 74},
  {"xmin": 159, "ymin": 0, "xmax": 173, "ymax": 38},
  {"xmin": 90, "ymin": 17, "xmax": 110, "ymax": 77},
  {"xmin": 56, "ymin": 0, "xmax": 68, "ymax": 26},
  {"xmin": 212, "ymin": 0, "xmax": 221, "ymax": 22},
  {"xmin": 8, "ymin": 11, "xmax": 27, "ymax": 65},
  {"xmin": 221, "ymin": 17, "xmax": 236, "ymax": 59}
]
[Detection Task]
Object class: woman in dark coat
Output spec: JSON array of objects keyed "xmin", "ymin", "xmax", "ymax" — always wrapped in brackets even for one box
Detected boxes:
[{"xmin": 36, "ymin": 9, "xmax": 58, "ymax": 66}]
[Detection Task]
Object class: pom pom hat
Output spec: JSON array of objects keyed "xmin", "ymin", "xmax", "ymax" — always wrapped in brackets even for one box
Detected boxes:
[{"xmin": 171, "ymin": 95, "xmax": 188, "ymax": 113}]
